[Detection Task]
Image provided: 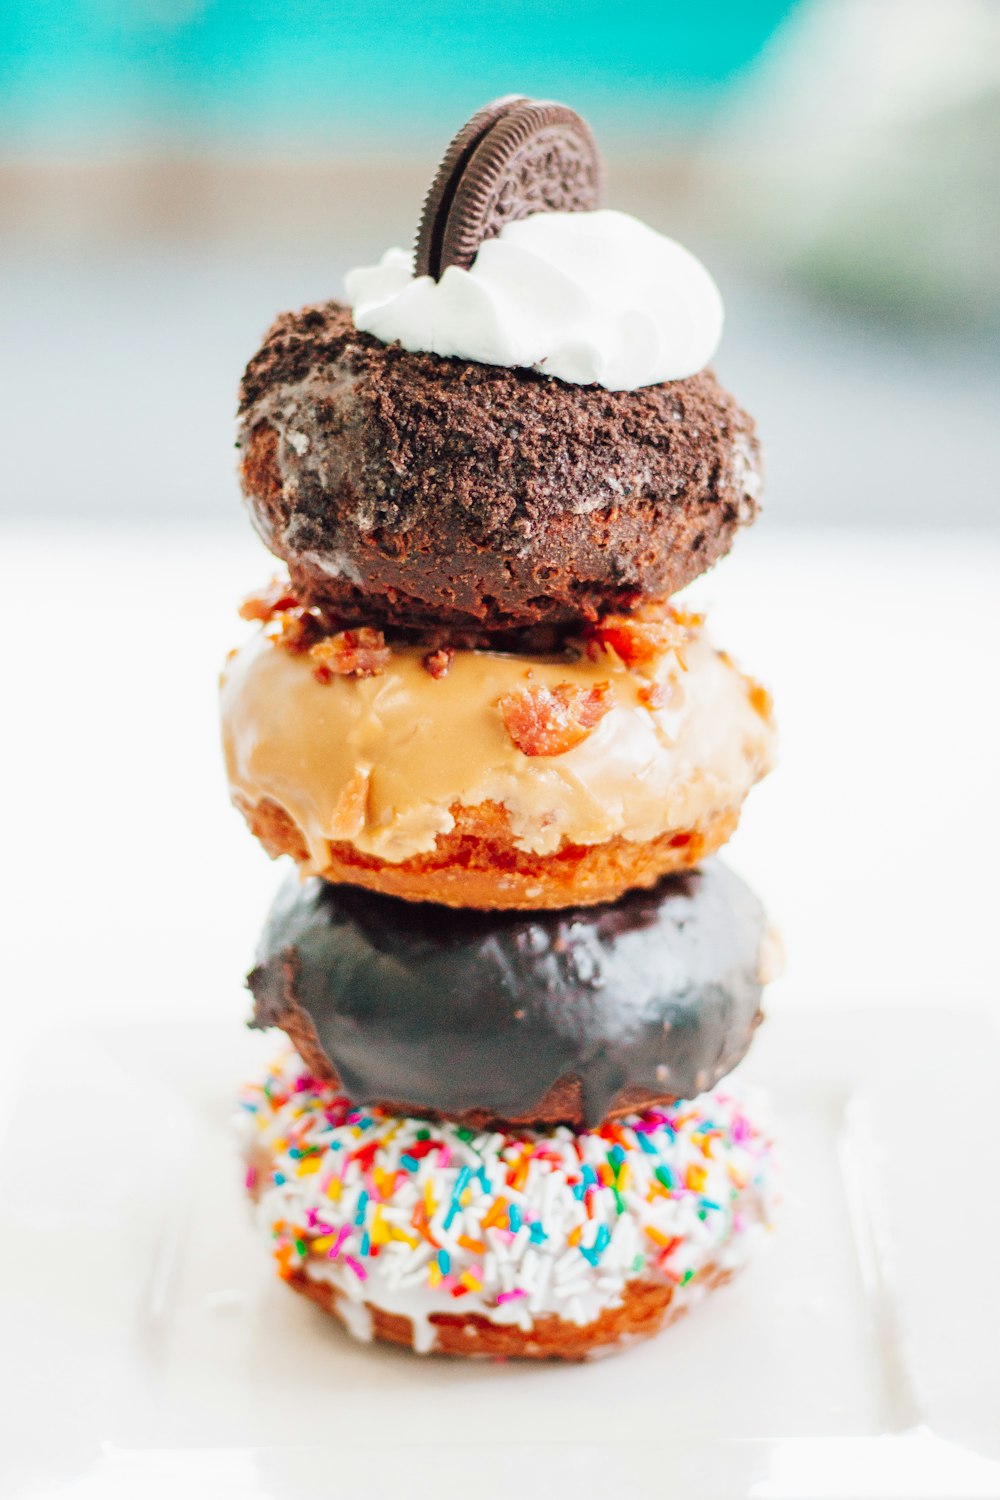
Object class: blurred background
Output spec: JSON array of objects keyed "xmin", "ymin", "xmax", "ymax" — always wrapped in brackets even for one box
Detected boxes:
[
  {"xmin": 1, "ymin": 1, "xmax": 998, "ymax": 1086},
  {"xmin": 2, "ymin": 0, "xmax": 999, "ymax": 526}
]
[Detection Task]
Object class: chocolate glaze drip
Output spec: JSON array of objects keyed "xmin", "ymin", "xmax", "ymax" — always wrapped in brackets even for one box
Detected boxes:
[{"xmin": 248, "ymin": 862, "xmax": 766, "ymax": 1130}]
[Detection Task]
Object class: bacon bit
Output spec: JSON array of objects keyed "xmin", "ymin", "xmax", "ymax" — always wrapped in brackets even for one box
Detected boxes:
[
  {"xmin": 239, "ymin": 577, "xmax": 299, "ymax": 622},
  {"xmin": 422, "ymin": 646, "xmax": 455, "ymax": 680},
  {"xmin": 310, "ymin": 627, "xmax": 390, "ymax": 681},
  {"xmin": 590, "ymin": 611, "xmax": 688, "ymax": 669},
  {"xmin": 670, "ymin": 605, "xmax": 705, "ymax": 631},
  {"xmin": 638, "ymin": 681, "xmax": 668, "ymax": 710},
  {"xmin": 255, "ymin": 592, "xmax": 389, "ymax": 678},
  {"xmin": 328, "ymin": 769, "xmax": 371, "ymax": 839},
  {"xmin": 747, "ymin": 681, "xmax": 774, "ymax": 724},
  {"xmin": 499, "ymin": 681, "xmax": 615, "ymax": 757},
  {"xmin": 273, "ymin": 609, "xmax": 323, "ymax": 655}
]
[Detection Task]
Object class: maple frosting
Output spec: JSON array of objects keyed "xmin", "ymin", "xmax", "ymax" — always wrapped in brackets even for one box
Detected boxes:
[
  {"xmin": 223, "ymin": 612, "xmax": 779, "ymax": 870},
  {"xmin": 220, "ymin": 618, "xmax": 774, "ymax": 868}
]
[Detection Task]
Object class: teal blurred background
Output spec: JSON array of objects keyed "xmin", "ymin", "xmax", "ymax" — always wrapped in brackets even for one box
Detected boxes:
[
  {"xmin": 1, "ymin": 0, "xmax": 998, "ymax": 525},
  {"xmin": 2, "ymin": 1, "xmax": 796, "ymax": 147}
]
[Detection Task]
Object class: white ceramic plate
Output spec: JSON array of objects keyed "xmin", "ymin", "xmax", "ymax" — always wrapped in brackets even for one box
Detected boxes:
[{"xmin": 1, "ymin": 1008, "xmax": 999, "ymax": 1500}]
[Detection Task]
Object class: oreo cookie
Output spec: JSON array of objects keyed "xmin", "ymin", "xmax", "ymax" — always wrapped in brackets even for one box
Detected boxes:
[
  {"xmin": 247, "ymin": 862, "xmax": 769, "ymax": 1130},
  {"xmin": 415, "ymin": 95, "xmax": 602, "ymax": 279}
]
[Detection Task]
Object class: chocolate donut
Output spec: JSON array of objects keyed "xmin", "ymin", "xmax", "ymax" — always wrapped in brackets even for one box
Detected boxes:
[
  {"xmin": 247, "ymin": 862, "xmax": 771, "ymax": 1131},
  {"xmin": 237, "ymin": 301, "xmax": 761, "ymax": 639}
]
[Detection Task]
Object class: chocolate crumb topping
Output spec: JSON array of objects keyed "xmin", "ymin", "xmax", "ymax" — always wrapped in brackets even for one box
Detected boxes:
[{"xmin": 238, "ymin": 301, "xmax": 762, "ymax": 637}]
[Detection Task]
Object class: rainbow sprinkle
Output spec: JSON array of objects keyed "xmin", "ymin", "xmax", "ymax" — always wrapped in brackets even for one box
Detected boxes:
[{"xmin": 239, "ymin": 1050, "xmax": 777, "ymax": 1342}]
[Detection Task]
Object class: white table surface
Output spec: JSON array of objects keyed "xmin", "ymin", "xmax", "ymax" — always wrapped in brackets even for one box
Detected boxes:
[
  {"xmin": 6, "ymin": 1007, "xmax": 1000, "ymax": 1498},
  {"xmin": 2, "ymin": 520, "xmax": 998, "ymax": 1134}
]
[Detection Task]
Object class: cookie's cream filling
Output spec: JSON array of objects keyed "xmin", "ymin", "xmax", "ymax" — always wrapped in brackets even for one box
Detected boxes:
[
  {"xmin": 219, "ymin": 619, "xmax": 775, "ymax": 867},
  {"xmin": 346, "ymin": 210, "xmax": 724, "ymax": 391},
  {"xmin": 239, "ymin": 1050, "xmax": 777, "ymax": 1352}
]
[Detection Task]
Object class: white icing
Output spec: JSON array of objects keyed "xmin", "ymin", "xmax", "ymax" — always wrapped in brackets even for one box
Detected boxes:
[
  {"xmin": 346, "ymin": 210, "xmax": 724, "ymax": 392},
  {"xmin": 757, "ymin": 925, "xmax": 786, "ymax": 987},
  {"xmin": 238, "ymin": 1051, "xmax": 777, "ymax": 1352},
  {"xmin": 333, "ymin": 1291, "xmax": 374, "ymax": 1344}
]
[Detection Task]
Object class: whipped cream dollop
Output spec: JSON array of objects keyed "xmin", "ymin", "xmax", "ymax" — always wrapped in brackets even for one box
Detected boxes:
[{"xmin": 345, "ymin": 209, "xmax": 724, "ymax": 392}]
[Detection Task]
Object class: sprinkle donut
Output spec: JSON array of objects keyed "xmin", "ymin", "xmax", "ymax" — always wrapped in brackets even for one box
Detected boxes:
[{"xmin": 239, "ymin": 1050, "xmax": 777, "ymax": 1360}]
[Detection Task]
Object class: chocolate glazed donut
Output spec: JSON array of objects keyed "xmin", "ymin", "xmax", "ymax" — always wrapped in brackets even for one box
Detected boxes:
[{"xmin": 248, "ymin": 861, "xmax": 769, "ymax": 1130}]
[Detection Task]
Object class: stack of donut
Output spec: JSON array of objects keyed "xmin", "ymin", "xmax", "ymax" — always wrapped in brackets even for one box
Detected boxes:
[{"xmin": 223, "ymin": 97, "xmax": 780, "ymax": 1361}]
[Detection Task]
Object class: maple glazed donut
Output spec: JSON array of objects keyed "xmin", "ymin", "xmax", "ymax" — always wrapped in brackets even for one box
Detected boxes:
[
  {"xmin": 247, "ymin": 860, "xmax": 775, "ymax": 1131},
  {"xmin": 239, "ymin": 1049, "xmax": 777, "ymax": 1360},
  {"xmin": 220, "ymin": 595, "xmax": 776, "ymax": 910}
]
